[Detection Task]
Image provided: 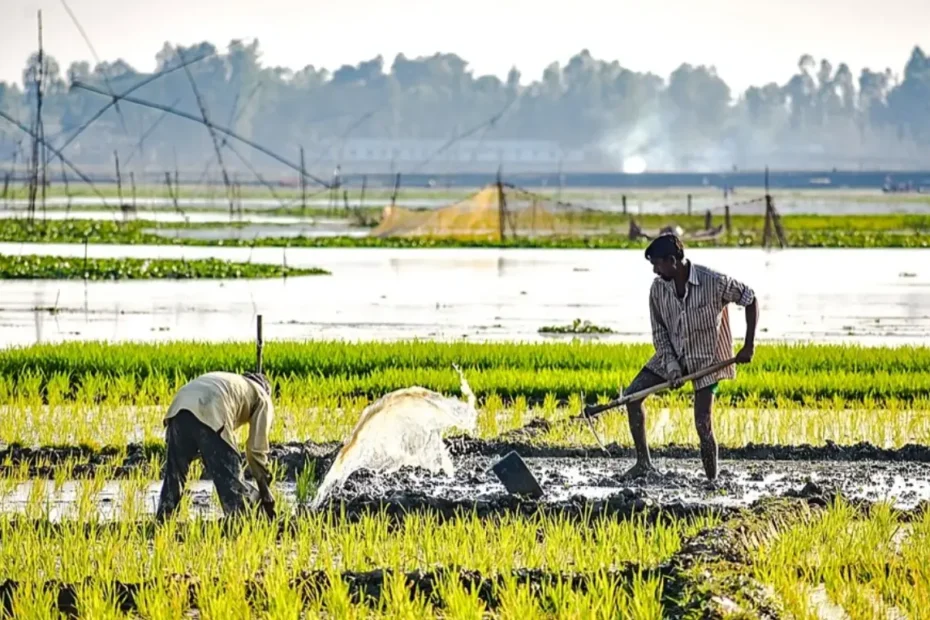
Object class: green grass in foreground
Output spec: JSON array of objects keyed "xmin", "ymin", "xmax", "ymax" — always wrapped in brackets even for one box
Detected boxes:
[
  {"xmin": 754, "ymin": 498, "xmax": 930, "ymax": 618},
  {"xmin": 1, "ymin": 216, "xmax": 930, "ymax": 248},
  {"xmin": 0, "ymin": 254, "xmax": 329, "ymax": 280},
  {"xmin": 0, "ymin": 499, "xmax": 688, "ymax": 616}
]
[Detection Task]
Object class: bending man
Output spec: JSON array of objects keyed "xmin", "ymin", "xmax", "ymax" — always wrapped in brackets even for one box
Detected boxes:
[
  {"xmin": 621, "ymin": 234, "xmax": 759, "ymax": 481},
  {"xmin": 155, "ymin": 371, "xmax": 276, "ymax": 521}
]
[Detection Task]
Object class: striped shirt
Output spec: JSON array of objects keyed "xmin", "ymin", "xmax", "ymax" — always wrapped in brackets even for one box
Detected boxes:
[{"xmin": 645, "ymin": 260, "xmax": 755, "ymax": 390}]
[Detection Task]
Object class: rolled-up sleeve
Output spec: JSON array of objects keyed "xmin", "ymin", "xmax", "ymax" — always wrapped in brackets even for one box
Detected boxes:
[
  {"xmin": 718, "ymin": 273, "xmax": 755, "ymax": 307},
  {"xmin": 649, "ymin": 284, "xmax": 681, "ymax": 375}
]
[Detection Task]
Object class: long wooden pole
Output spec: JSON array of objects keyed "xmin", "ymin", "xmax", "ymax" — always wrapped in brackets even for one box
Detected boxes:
[{"xmin": 256, "ymin": 314, "xmax": 264, "ymax": 374}]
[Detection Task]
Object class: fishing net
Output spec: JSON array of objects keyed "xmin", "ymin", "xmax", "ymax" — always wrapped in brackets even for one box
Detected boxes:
[
  {"xmin": 310, "ymin": 365, "xmax": 478, "ymax": 508},
  {"xmin": 370, "ymin": 184, "xmax": 593, "ymax": 240}
]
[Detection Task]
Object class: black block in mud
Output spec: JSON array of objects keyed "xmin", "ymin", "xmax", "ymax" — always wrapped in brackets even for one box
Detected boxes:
[{"xmin": 490, "ymin": 451, "xmax": 544, "ymax": 498}]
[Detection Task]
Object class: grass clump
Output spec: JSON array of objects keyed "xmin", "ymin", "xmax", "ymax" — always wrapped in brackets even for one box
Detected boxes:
[
  {"xmin": 0, "ymin": 254, "xmax": 329, "ymax": 280},
  {"xmin": 539, "ymin": 318, "xmax": 615, "ymax": 334}
]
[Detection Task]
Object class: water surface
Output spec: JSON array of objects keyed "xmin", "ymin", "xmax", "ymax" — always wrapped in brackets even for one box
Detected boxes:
[{"xmin": 0, "ymin": 245, "xmax": 926, "ymax": 347}]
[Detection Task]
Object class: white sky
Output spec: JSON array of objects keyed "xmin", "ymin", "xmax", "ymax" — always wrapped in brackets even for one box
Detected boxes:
[{"xmin": 2, "ymin": 0, "xmax": 928, "ymax": 94}]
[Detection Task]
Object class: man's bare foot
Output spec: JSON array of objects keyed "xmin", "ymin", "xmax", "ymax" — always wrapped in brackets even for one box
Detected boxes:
[{"xmin": 618, "ymin": 461, "xmax": 658, "ymax": 481}]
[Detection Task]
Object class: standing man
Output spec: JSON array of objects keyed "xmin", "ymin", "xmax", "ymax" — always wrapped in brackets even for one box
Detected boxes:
[
  {"xmin": 619, "ymin": 234, "xmax": 759, "ymax": 482},
  {"xmin": 155, "ymin": 371, "xmax": 276, "ymax": 521}
]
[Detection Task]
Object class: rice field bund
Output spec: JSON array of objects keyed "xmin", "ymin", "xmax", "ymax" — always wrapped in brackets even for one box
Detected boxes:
[{"xmin": 0, "ymin": 338, "xmax": 929, "ymax": 618}]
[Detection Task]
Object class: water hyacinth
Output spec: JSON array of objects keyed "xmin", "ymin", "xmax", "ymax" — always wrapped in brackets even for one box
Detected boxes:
[
  {"xmin": 0, "ymin": 254, "xmax": 329, "ymax": 280},
  {"xmin": 1, "ymin": 214, "xmax": 930, "ymax": 248}
]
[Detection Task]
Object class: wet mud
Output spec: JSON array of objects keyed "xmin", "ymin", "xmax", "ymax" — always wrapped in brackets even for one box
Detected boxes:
[
  {"xmin": 309, "ymin": 453, "xmax": 930, "ymax": 512},
  {"xmin": 4, "ymin": 437, "xmax": 930, "ymax": 479},
  {"xmin": 4, "ymin": 439, "xmax": 930, "ymax": 519},
  {"xmin": 450, "ymin": 432, "xmax": 930, "ymax": 463}
]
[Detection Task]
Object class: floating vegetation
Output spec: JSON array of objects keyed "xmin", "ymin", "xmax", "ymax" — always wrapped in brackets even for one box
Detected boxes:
[
  {"xmin": 539, "ymin": 319, "xmax": 615, "ymax": 334},
  {"xmin": 0, "ymin": 254, "xmax": 329, "ymax": 280},
  {"xmin": 2, "ymin": 217, "xmax": 930, "ymax": 248}
]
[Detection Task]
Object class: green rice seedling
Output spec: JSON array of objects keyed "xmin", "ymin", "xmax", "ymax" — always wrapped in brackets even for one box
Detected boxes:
[
  {"xmin": 24, "ymin": 478, "xmax": 50, "ymax": 521},
  {"xmin": 378, "ymin": 568, "xmax": 434, "ymax": 617},
  {"xmin": 0, "ymin": 375, "xmax": 11, "ymax": 404},
  {"xmin": 434, "ymin": 570, "xmax": 487, "ymax": 619},
  {"xmin": 495, "ymin": 574, "xmax": 546, "ymax": 620},
  {"xmin": 509, "ymin": 394, "xmax": 529, "ymax": 429},
  {"xmin": 134, "ymin": 579, "xmax": 191, "ymax": 620},
  {"xmin": 0, "ymin": 476, "xmax": 16, "ymax": 511},
  {"xmin": 617, "ymin": 571, "xmax": 665, "ymax": 620},
  {"xmin": 316, "ymin": 567, "xmax": 364, "ymax": 619},
  {"xmin": 145, "ymin": 452, "xmax": 164, "ymax": 480},
  {"xmin": 197, "ymin": 578, "xmax": 252, "ymax": 620},
  {"xmin": 261, "ymin": 560, "xmax": 303, "ymax": 620},
  {"xmin": 751, "ymin": 498, "xmax": 930, "ymax": 619},
  {"xmin": 51, "ymin": 458, "xmax": 75, "ymax": 493},
  {"xmin": 5, "ymin": 340, "xmax": 930, "ymax": 394},
  {"xmin": 295, "ymin": 460, "xmax": 318, "ymax": 506},
  {"xmin": 6, "ymin": 580, "xmax": 62, "ymax": 620}
]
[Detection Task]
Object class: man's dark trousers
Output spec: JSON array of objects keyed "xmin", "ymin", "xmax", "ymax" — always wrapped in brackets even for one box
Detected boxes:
[{"xmin": 155, "ymin": 409, "xmax": 253, "ymax": 521}]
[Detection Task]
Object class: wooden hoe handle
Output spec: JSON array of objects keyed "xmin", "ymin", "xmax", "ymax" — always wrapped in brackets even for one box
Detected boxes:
[{"xmin": 582, "ymin": 357, "xmax": 738, "ymax": 418}]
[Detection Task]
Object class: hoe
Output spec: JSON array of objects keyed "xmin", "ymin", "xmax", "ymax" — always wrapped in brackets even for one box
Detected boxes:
[{"xmin": 490, "ymin": 357, "xmax": 737, "ymax": 496}]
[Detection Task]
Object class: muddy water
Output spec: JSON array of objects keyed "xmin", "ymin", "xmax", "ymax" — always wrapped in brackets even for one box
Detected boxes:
[
  {"xmin": 0, "ymin": 479, "xmax": 220, "ymax": 521},
  {"xmin": 0, "ymin": 246, "xmax": 927, "ymax": 347},
  {"xmin": 324, "ymin": 455, "xmax": 930, "ymax": 510},
  {"xmin": 3, "ymin": 455, "xmax": 928, "ymax": 522}
]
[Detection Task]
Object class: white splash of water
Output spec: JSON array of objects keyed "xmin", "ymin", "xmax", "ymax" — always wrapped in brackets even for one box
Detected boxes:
[{"xmin": 310, "ymin": 364, "xmax": 477, "ymax": 509}]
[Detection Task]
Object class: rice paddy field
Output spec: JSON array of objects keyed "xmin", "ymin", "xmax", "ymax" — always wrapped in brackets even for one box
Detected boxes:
[
  {"xmin": 1, "ymin": 339, "xmax": 930, "ymax": 618},
  {"xmin": 0, "ymin": 181, "xmax": 928, "ymax": 617}
]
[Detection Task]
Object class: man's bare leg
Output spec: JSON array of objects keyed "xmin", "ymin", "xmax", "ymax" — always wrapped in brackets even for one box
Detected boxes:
[
  {"xmin": 694, "ymin": 387, "xmax": 717, "ymax": 481},
  {"xmin": 618, "ymin": 367, "xmax": 665, "ymax": 480},
  {"xmin": 621, "ymin": 398, "xmax": 658, "ymax": 479}
]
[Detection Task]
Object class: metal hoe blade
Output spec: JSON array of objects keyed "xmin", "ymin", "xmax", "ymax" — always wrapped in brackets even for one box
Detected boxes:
[
  {"xmin": 579, "ymin": 391, "xmax": 610, "ymax": 456},
  {"xmin": 490, "ymin": 451, "xmax": 544, "ymax": 499}
]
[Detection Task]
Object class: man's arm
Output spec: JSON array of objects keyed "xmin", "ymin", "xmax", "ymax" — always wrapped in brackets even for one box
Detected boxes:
[
  {"xmin": 649, "ymin": 285, "xmax": 681, "ymax": 380},
  {"xmin": 246, "ymin": 398, "xmax": 275, "ymax": 512},
  {"xmin": 718, "ymin": 273, "xmax": 759, "ymax": 363}
]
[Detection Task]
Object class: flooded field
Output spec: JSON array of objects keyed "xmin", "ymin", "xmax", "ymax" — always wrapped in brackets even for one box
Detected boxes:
[
  {"xmin": 3, "ymin": 451, "xmax": 927, "ymax": 522},
  {"xmin": 5, "ymin": 190, "xmax": 930, "ymax": 215},
  {"xmin": 0, "ymin": 207, "xmax": 353, "ymax": 226},
  {"xmin": 0, "ymin": 245, "xmax": 927, "ymax": 347}
]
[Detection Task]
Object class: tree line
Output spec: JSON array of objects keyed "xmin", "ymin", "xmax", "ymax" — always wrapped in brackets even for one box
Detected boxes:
[{"xmin": 1, "ymin": 39, "xmax": 928, "ymax": 175}]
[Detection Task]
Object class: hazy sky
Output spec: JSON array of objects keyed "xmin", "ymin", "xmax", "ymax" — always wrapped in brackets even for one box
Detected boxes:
[{"xmin": 3, "ymin": 0, "xmax": 928, "ymax": 94}]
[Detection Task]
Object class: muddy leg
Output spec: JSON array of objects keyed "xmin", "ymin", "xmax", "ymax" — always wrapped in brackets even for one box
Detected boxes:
[
  {"xmin": 694, "ymin": 387, "xmax": 717, "ymax": 481},
  {"xmin": 155, "ymin": 411, "xmax": 200, "ymax": 522},
  {"xmin": 619, "ymin": 367, "xmax": 665, "ymax": 480}
]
